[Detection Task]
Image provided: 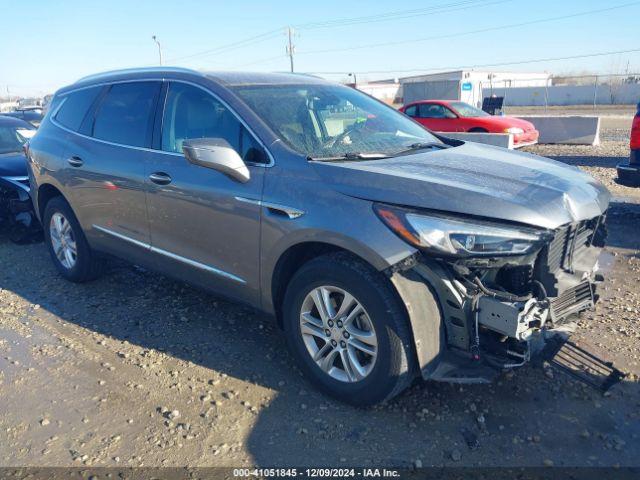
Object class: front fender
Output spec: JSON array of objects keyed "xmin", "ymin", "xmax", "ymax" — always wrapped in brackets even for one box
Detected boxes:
[{"xmin": 261, "ymin": 225, "xmax": 415, "ymax": 314}]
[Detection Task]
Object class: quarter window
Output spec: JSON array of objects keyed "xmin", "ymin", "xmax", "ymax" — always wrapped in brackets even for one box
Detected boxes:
[
  {"xmin": 404, "ymin": 105, "xmax": 417, "ymax": 117},
  {"xmin": 92, "ymin": 82, "xmax": 160, "ymax": 148},
  {"xmin": 161, "ymin": 82, "xmax": 266, "ymax": 163},
  {"xmin": 55, "ymin": 86, "xmax": 102, "ymax": 132}
]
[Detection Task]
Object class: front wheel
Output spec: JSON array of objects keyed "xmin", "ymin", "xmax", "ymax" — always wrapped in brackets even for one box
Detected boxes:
[
  {"xmin": 282, "ymin": 253, "xmax": 415, "ymax": 406},
  {"xmin": 43, "ymin": 196, "xmax": 103, "ymax": 282}
]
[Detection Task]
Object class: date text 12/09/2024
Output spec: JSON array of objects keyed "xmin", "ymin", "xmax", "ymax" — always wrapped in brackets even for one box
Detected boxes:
[{"xmin": 233, "ymin": 468, "xmax": 401, "ymax": 478}]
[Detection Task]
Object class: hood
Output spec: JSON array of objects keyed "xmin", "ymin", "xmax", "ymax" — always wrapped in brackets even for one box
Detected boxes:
[
  {"xmin": 0, "ymin": 151, "xmax": 28, "ymax": 177},
  {"xmin": 482, "ymin": 115, "xmax": 536, "ymax": 131},
  {"xmin": 311, "ymin": 142, "xmax": 610, "ymax": 230}
]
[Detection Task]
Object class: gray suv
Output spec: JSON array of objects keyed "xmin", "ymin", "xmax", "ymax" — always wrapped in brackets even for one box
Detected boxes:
[{"xmin": 26, "ymin": 68, "xmax": 610, "ymax": 405}]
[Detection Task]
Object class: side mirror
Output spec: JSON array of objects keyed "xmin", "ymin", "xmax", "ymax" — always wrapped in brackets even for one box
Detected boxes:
[{"xmin": 182, "ymin": 138, "xmax": 250, "ymax": 183}]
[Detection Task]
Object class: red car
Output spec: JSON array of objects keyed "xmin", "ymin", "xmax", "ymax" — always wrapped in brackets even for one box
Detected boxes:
[
  {"xmin": 616, "ymin": 101, "xmax": 640, "ymax": 186},
  {"xmin": 400, "ymin": 100, "xmax": 539, "ymax": 147}
]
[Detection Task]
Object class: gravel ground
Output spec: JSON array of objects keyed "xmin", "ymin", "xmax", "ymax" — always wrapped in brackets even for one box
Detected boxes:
[
  {"xmin": 523, "ymin": 128, "xmax": 639, "ymax": 200},
  {"xmin": 1, "ymin": 140, "xmax": 639, "ymax": 469}
]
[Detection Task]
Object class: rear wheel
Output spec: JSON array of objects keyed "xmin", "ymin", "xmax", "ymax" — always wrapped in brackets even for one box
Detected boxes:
[
  {"xmin": 43, "ymin": 196, "xmax": 103, "ymax": 282},
  {"xmin": 282, "ymin": 252, "xmax": 414, "ymax": 406}
]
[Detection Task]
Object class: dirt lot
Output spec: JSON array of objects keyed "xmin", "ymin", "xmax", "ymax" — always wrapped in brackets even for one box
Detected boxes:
[{"xmin": 1, "ymin": 135, "xmax": 639, "ymax": 469}]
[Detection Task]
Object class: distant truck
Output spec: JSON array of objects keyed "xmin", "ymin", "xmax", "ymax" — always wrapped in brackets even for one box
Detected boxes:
[{"xmin": 616, "ymin": 102, "xmax": 640, "ymax": 187}]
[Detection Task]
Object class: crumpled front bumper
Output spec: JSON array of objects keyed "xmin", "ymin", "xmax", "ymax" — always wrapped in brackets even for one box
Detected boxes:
[{"xmin": 390, "ymin": 214, "xmax": 607, "ymax": 382}]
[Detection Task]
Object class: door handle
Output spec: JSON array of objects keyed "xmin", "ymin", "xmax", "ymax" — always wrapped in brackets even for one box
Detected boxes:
[
  {"xmin": 149, "ymin": 172, "xmax": 172, "ymax": 185},
  {"xmin": 67, "ymin": 156, "xmax": 83, "ymax": 167}
]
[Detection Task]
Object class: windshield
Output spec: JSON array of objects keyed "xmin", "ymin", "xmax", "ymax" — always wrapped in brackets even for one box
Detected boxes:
[
  {"xmin": 450, "ymin": 102, "xmax": 490, "ymax": 118},
  {"xmin": 0, "ymin": 125, "xmax": 33, "ymax": 154},
  {"xmin": 232, "ymin": 84, "xmax": 442, "ymax": 159}
]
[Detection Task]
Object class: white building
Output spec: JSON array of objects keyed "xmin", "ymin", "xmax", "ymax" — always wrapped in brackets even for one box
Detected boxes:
[
  {"xmin": 0, "ymin": 101, "xmax": 19, "ymax": 113},
  {"xmin": 356, "ymin": 80, "xmax": 402, "ymax": 105},
  {"xmin": 358, "ymin": 70, "xmax": 551, "ymax": 107},
  {"xmin": 398, "ymin": 70, "xmax": 551, "ymax": 106}
]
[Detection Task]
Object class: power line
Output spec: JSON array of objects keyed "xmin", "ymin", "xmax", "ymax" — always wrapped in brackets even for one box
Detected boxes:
[
  {"xmin": 165, "ymin": 0, "xmax": 514, "ymax": 64},
  {"xmin": 164, "ymin": 0, "xmax": 639, "ymax": 70},
  {"xmin": 295, "ymin": 1, "xmax": 640, "ymax": 56},
  {"xmin": 295, "ymin": 0, "xmax": 508, "ymax": 29},
  {"xmin": 308, "ymin": 48, "xmax": 640, "ymax": 75},
  {"xmin": 166, "ymin": 28, "xmax": 283, "ymax": 63},
  {"xmin": 223, "ymin": 1, "xmax": 640, "ymax": 70},
  {"xmin": 233, "ymin": 54, "xmax": 286, "ymax": 68}
]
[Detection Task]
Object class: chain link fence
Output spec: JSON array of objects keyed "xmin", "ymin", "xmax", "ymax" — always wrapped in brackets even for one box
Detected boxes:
[{"xmin": 480, "ymin": 73, "xmax": 640, "ymax": 109}]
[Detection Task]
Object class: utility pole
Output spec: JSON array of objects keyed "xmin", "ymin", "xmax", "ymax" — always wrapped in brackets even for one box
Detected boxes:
[
  {"xmin": 152, "ymin": 35, "xmax": 163, "ymax": 66},
  {"xmin": 286, "ymin": 27, "xmax": 295, "ymax": 73}
]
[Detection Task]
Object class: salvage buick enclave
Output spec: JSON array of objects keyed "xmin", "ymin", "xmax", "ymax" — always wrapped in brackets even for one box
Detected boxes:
[{"xmin": 26, "ymin": 68, "xmax": 610, "ymax": 405}]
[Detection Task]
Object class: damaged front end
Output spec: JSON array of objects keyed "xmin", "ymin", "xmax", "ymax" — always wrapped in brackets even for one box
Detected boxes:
[
  {"xmin": 0, "ymin": 175, "xmax": 41, "ymax": 243},
  {"xmin": 378, "ymin": 203, "xmax": 608, "ymax": 383}
]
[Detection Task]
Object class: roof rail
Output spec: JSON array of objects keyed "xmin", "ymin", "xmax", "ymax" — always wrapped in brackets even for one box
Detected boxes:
[{"xmin": 76, "ymin": 66, "xmax": 203, "ymax": 84}]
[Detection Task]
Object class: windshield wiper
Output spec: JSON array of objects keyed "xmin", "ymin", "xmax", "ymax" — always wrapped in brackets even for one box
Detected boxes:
[
  {"xmin": 392, "ymin": 142, "xmax": 449, "ymax": 157},
  {"xmin": 308, "ymin": 152, "xmax": 390, "ymax": 162}
]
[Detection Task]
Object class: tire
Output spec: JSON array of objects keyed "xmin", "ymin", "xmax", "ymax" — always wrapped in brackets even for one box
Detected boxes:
[
  {"xmin": 468, "ymin": 127, "xmax": 488, "ymax": 133},
  {"xmin": 616, "ymin": 166, "xmax": 640, "ymax": 187},
  {"xmin": 282, "ymin": 252, "xmax": 415, "ymax": 406},
  {"xmin": 43, "ymin": 196, "xmax": 103, "ymax": 282}
]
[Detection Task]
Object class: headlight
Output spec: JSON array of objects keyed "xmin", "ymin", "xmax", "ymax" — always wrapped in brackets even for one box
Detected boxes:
[
  {"xmin": 374, "ymin": 204, "xmax": 546, "ymax": 257},
  {"xmin": 504, "ymin": 127, "xmax": 524, "ymax": 134}
]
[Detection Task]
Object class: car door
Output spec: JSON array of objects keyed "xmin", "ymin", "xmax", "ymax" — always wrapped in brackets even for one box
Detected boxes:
[
  {"xmin": 145, "ymin": 81, "xmax": 267, "ymax": 304},
  {"xmin": 61, "ymin": 81, "xmax": 161, "ymax": 263},
  {"xmin": 416, "ymin": 103, "xmax": 460, "ymax": 132}
]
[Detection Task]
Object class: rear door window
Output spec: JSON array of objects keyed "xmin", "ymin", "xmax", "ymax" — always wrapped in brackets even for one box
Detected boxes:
[
  {"xmin": 417, "ymin": 104, "xmax": 455, "ymax": 119},
  {"xmin": 55, "ymin": 86, "xmax": 102, "ymax": 132},
  {"xmin": 92, "ymin": 82, "xmax": 161, "ymax": 148}
]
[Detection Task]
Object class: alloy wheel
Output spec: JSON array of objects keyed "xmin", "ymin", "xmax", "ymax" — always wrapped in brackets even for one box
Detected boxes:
[
  {"xmin": 299, "ymin": 286, "xmax": 378, "ymax": 383},
  {"xmin": 49, "ymin": 212, "xmax": 77, "ymax": 269}
]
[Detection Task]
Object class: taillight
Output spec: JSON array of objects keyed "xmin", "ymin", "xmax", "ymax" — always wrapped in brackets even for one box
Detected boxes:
[{"xmin": 631, "ymin": 115, "xmax": 640, "ymax": 150}]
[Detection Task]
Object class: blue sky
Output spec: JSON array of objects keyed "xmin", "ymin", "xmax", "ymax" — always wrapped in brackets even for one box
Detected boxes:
[{"xmin": 2, "ymin": 0, "xmax": 639, "ymax": 96}]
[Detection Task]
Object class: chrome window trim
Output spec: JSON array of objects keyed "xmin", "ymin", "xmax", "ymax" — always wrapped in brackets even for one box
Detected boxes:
[
  {"xmin": 93, "ymin": 224, "xmax": 246, "ymax": 284},
  {"xmin": 51, "ymin": 79, "xmax": 166, "ymax": 154},
  {"xmin": 52, "ymin": 117, "xmax": 162, "ymax": 154},
  {"xmin": 51, "ymin": 77, "xmax": 274, "ymax": 167},
  {"xmin": 58, "ymin": 77, "xmax": 167, "ymax": 96}
]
